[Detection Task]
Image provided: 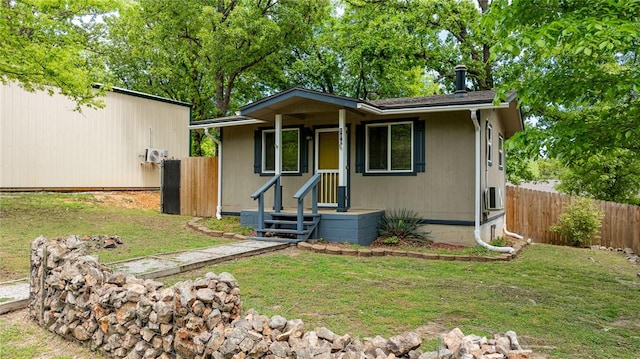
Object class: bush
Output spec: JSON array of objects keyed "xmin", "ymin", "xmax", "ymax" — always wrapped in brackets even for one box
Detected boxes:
[
  {"xmin": 549, "ymin": 197, "xmax": 604, "ymax": 247},
  {"xmin": 377, "ymin": 209, "xmax": 424, "ymax": 239},
  {"xmin": 489, "ymin": 236, "xmax": 511, "ymax": 247}
]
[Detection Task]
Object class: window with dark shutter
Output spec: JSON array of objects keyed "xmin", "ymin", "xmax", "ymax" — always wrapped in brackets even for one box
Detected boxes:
[{"xmin": 356, "ymin": 118, "xmax": 425, "ymax": 176}]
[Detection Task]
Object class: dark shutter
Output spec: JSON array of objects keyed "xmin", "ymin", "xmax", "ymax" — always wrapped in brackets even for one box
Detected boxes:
[
  {"xmin": 355, "ymin": 124, "xmax": 365, "ymax": 173},
  {"xmin": 414, "ymin": 120, "xmax": 426, "ymax": 172},
  {"xmin": 253, "ymin": 130, "xmax": 261, "ymax": 174},
  {"xmin": 300, "ymin": 127, "xmax": 309, "ymax": 173}
]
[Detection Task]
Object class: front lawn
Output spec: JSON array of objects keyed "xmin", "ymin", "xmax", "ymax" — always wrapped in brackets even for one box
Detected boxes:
[
  {"xmin": 164, "ymin": 245, "xmax": 640, "ymax": 358},
  {"xmin": 0, "ymin": 192, "xmax": 233, "ymax": 280},
  {"xmin": 0, "ymin": 192, "xmax": 638, "ymax": 358}
]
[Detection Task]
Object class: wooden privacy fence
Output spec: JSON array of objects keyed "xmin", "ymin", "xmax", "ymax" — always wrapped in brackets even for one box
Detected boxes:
[
  {"xmin": 161, "ymin": 157, "xmax": 218, "ymax": 217},
  {"xmin": 506, "ymin": 185, "xmax": 640, "ymax": 254},
  {"xmin": 181, "ymin": 157, "xmax": 218, "ymax": 217}
]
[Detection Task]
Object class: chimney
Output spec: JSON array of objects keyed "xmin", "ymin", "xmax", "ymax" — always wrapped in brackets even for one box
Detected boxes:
[{"xmin": 454, "ymin": 64, "xmax": 467, "ymax": 97}]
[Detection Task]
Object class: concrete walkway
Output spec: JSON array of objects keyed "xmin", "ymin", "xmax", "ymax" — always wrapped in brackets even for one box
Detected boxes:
[{"xmin": 0, "ymin": 240, "xmax": 289, "ymax": 314}]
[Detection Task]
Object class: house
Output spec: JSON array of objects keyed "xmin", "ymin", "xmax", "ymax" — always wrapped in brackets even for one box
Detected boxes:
[
  {"xmin": 0, "ymin": 83, "xmax": 191, "ymax": 191},
  {"xmin": 189, "ymin": 66, "xmax": 523, "ymax": 247}
]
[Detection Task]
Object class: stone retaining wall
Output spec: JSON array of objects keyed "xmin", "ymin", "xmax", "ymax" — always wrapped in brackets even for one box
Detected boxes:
[{"xmin": 29, "ymin": 236, "xmax": 533, "ymax": 359}]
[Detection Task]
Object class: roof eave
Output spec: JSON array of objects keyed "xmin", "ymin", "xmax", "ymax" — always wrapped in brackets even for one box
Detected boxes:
[
  {"xmin": 188, "ymin": 116, "xmax": 265, "ymax": 130},
  {"xmin": 240, "ymin": 88, "xmax": 361, "ymax": 116},
  {"xmin": 357, "ymin": 101, "xmax": 511, "ymax": 115}
]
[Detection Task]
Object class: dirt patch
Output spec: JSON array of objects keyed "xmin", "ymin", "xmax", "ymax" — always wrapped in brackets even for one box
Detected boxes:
[{"xmin": 91, "ymin": 191, "xmax": 160, "ymax": 210}]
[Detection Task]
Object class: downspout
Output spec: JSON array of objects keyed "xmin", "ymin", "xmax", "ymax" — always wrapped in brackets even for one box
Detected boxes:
[
  {"xmin": 503, "ymin": 224, "xmax": 524, "ymax": 240},
  {"xmin": 205, "ymin": 128, "xmax": 223, "ymax": 220},
  {"xmin": 471, "ymin": 110, "xmax": 514, "ymax": 253}
]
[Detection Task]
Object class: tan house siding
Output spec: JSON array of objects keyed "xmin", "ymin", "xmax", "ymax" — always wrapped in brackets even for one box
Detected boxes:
[
  {"xmin": 0, "ymin": 83, "xmax": 190, "ymax": 190},
  {"xmin": 349, "ymin": 111, "xmax": 475, "ymax": 221},
  {"xmin": 220, "ymin": 110, "xmax": 475, "ymax": 223}
]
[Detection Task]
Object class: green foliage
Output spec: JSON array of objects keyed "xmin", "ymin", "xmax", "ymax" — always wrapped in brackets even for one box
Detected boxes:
[
  {"xmin": 489, "ymin": 236, "xmax": 510, "ymax": 247},
  {"xmin": 557, "ymin": 149, "xmax": 640, "ymax": 205},
  {"xmin": 104, "ymin": 0, "xmax": 328, "ymax": 155},
  {"xmin": 281, "ymin": 0, "xmax": 497, "ymax": 98},
  {"xmin": 377, "ymin": 209, "xmax": 423, "ymax": 239},
  {"xmin": 492, "ymin": 0, "xmax": 640, "ymax": 200},
  {"xmin": 536, "ymin": 158, "xmax": 563, "ymax": 181},
  {"xmin": 0, "ymin": 0, "xmax": 120, "ymax": 109},
  {"xmin": 490, "ymin": 0, "xmax": 640, "ymax": 110},
  {"xmin": 382, "ymin": 236, "xmax": 399, "ymax": 245},
  {"xmin": 550, "ymin": 198, "xmax": 604, "ymax": 247}
]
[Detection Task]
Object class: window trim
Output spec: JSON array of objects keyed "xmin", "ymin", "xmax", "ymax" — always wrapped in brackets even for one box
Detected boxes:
[
  {"xmin": 486, "ymin": 122, "xmax": 493, "ymax": 167},
  {"xmin": 498, "ymin": 134, "xmax": 504, "ymax": 170},
  {"xmin": 365, "ymin": 120, "xmax": 414, "ymax": 174},
  {"xmin": 254, "ymin": 126, "xmax": 307, "ymax": 176},
  {"xmin": 355, "ymin": 118, "xmax": 424, "ymax": 176}
]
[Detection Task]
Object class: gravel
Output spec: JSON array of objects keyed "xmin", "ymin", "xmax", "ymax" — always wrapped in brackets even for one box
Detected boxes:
[{"xmin": 0, "ymin": 281, "xmax": 29, "ymax": 301}]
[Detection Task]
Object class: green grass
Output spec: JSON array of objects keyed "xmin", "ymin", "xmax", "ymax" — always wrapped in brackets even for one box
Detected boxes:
[
  {"xmin": 164, "ymin": 245, "xmax": 640, "ymax": 358},
  {"xmin": 0, "ymin": 323, "xmax": 37, "ymax": 359},
  {"xmin": 1, "ymin": 192, "xmax": 639, "ymax": 358},
  {"xmin": 0, "ymin": 192, "xmax": 234, "ymax": 280},
  {"xmin": 203, "ymin": 216, "xmax": 253, "ymax": 235},
  {"xmin": 0, "ymin": 315, "xmax": 104, "ymax": 359}
]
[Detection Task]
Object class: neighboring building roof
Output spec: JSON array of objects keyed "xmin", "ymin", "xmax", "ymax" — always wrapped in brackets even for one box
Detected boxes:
[
  {"xmin": 190, "ymin": 115, "xmax": 265, "ymax": 129},
  {"xmin": 93, "ymin": 84, "xmax": 192, "ymax": 107},
  {"xmin": 509, "ymin": 181, "xmax": 561, "ymax": 193}
]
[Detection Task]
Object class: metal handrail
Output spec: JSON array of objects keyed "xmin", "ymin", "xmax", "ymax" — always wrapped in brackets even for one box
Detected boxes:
[
  {"xmin": 293, "ymin": 173, "xmax": 321, "ymax": 200},
  {"xmin": 251, "ymin": 175, "xmax": 282, "ymax": 236},
  {"xmin": 251, "ymin": 175, "xmax": 281, "ymax": 199},
  {"xmin": 293, "ymin": 173, "xmax": 322, "ymax": 233}
]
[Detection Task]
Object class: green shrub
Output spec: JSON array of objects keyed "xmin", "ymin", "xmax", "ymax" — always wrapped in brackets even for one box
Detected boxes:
[
  {"xmin": 489, "ymin": 236, "xmax": 510, "ymax": 247},
  {"xmin": 382, "ymin": 236, "xmax": 399, "ymax": 245},
  {"xmin": 378, "ymin": 209, "xmax": 424, "ymax": 239},
  {"xmin": 549, "ymin": 197, "xmax": 604, "ymax": 247}
]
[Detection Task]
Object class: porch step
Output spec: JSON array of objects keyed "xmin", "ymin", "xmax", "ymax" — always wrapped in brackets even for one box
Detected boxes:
[
  {"xmin": 252, "ymin": 211, "xmax": 321, "ymax": 242},
  {"xmin": 268, "ymin": 212, "xmax": 321, "ymax": 219},
  {"xmin": 264, "ymin": 219, "xmax": 316, "ymax": 226},
  {"xmin": 257, "ymin": 228, "xmax": 311, "ymax": 235}
]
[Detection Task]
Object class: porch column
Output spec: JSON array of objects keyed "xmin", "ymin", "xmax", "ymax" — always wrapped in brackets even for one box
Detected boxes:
[
  {"xmin": 274, "ymin": 114, "xmax": 282, "ymax": 210},
  {"xmin": 337, "ymin": 109, "xmax": 348, "ymax": 212}
]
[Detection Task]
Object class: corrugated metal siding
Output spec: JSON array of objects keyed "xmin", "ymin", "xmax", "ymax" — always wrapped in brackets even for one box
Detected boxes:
[{"xmin": 0, "ymin": 83, "xmax": 190, "ymax": 189}]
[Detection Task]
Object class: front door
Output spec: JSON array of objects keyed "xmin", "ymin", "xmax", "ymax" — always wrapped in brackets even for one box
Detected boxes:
[{"xmin": 315, "ymin": 128, "xmax": 339, "ymax": 207}]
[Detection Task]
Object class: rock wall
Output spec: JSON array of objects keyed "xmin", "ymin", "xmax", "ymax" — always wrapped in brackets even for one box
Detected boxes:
[{"xmin": 30, "ymin": 236, "xmax": 532, "ymax": 359}]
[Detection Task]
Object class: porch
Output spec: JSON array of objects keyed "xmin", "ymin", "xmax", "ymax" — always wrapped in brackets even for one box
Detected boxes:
[{"xmin": 240, "ymin": 208, "xmax": 384, "ymax": 246}]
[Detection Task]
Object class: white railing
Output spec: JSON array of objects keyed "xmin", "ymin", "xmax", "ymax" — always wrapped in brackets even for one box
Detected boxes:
[{"xmin": 317, "ymin": 170, "xmax": 339, "ymax": 206}]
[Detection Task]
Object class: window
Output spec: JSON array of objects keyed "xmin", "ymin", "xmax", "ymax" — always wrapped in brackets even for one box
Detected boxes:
[
  {"xmin": 254, "ymin": 127, "xmax": 307, "ymax": 175},
  {"xmin": 366, "ymin": 122, "xmax": 413, "ymax": 172},
  {"xmin": 498, "ymin": 134, "xmax": 504, "ymax": 170},
  {"xmin": 486, "ymin": 122, "xmax": 493, "ymax": 166},
  {"xmin": 355, "ymin": 119, "xmax": 424, "ymax": 175}
]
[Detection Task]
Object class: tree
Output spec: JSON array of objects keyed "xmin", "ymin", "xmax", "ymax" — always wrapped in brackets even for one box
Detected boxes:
[
  {"xmin": 280, "ymin": 0, "xmax": 499, "ymax": 99},
  {"xmin": 490, "ymin": 0, "xmax": 640, "ymax": 203},
  {"xmin": 105, "ymin": 0, "xmax": 329, "ymax": 155},
  {"xmin": 0, "ymin": 0, "xmax": 119, "ymax": 109},
  {"xmin": 557, "ymin": 149, "xmax": 640, "ymax": 205}
]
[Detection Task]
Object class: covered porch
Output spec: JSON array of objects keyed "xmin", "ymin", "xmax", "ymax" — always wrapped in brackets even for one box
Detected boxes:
[{"xmin": 240, "ymin": 207, "xmax": 384, "ymax": 245}]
